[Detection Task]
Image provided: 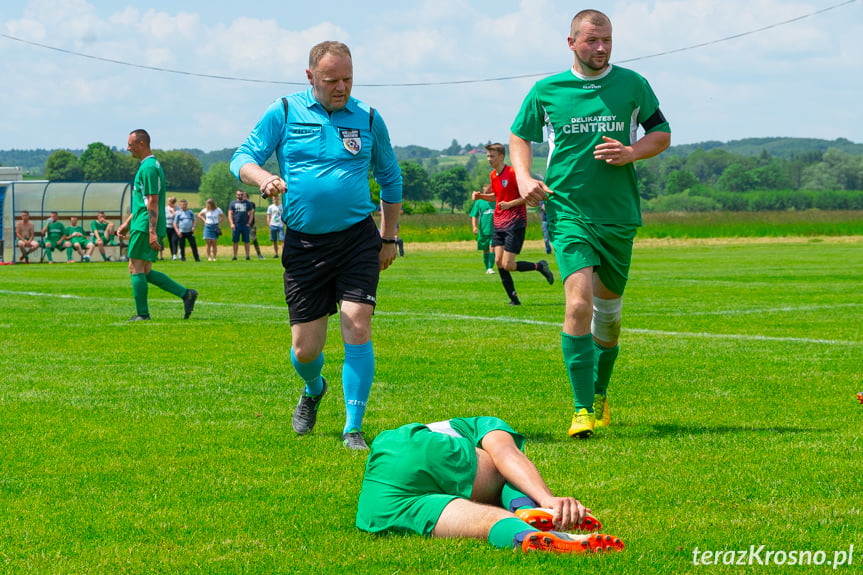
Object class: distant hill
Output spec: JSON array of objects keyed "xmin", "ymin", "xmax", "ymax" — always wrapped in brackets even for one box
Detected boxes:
[
  {"xmin": 664, "ymin": 137, "xmax": 863, "ymax": 158},
  {"xmin": 2, "ymin": 137, "xmax": 861, "ymax": 176}
]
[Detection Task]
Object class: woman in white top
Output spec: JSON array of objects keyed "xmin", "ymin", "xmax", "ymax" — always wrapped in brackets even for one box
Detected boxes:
[{"xmin": 197, "ymin": 198, "xmax": 225, "ymax": 261}]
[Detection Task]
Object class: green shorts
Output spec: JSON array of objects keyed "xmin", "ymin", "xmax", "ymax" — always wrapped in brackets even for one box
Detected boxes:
[
  {"xmin": 69, "ymin": 237, "xmax": 89, "ymax": 247},
  {"xmin": 128, "ymin": 230, "xmax": 161, "ymax": 262},
  {"xmin": 549, "ymin": 216, "xmax": 637, "ymax": 296},
  {"xmin": 42, "ymin": 238, "xmax": 65, "ymax": 251},
  {"xmin": 356, "ymin": 417, "xmax": 523, "ymax": 536},
  {"xmin": 476, "ymin": 232, "xmax": 491, "ymax": 251}
]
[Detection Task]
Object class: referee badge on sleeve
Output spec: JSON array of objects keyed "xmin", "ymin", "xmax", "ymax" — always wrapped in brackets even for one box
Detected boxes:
[{"xmin": 339, "ymin": 128, "xmax": 362, "ymax": 155}]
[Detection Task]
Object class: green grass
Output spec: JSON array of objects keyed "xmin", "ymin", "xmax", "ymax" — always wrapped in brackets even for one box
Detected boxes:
[
  {"xmin": 390, "ymin": 210, "xmax": 863, "ymax": 243},
  {"xmin": 1, "ymin": 238, "xmax": 861, "ymax": 574}
]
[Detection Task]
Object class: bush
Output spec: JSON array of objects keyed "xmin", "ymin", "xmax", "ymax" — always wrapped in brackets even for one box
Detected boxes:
[{"xmin": 643, "ymin": 192, "xmax": 720, "ymax": 213}]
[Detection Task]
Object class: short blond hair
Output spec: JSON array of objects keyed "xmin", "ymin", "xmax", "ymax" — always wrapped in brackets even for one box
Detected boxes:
[
  {"xmin": 570, "ymin": 9, "xmax": 611, "ymax": 37},
  {"xmin": 309, "ymin": 41, "xmax": 352, "ymax": 70}
]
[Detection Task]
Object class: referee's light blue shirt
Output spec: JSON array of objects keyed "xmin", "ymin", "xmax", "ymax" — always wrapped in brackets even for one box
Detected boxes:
[{"xmin": 231, "ymin": 88, "xmax": 403, "ymax": 235}]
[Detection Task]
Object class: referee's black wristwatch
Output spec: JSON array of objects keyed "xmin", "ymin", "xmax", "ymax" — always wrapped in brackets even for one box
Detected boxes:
[{"xmin": 380, "ymin": 237, "xmax": 397, "ymax": 244}]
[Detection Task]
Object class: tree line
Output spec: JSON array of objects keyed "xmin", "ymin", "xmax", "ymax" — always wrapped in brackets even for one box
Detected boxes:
[
  {"xmin": 44, "ymin": 143, "xmax": 202, "ymax": 190},
  {"xmin": 27, "ymin": 136, "xmax": 863, "ymax": 214}
]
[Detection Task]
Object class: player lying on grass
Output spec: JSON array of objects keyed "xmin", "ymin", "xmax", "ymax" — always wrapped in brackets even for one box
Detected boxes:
[{"xmin": 356, "ymin": 416, "xmax": 624, "ymax": 554}]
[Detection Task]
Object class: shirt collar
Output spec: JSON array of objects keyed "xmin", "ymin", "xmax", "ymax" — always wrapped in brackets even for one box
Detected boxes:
[
  {"xmin": 303, "ymin": 86, "xmax": 356, "ymax": 115},
  {"xmin": 570, "ymin": 64, "xmax": 613, "ymax": 81}
]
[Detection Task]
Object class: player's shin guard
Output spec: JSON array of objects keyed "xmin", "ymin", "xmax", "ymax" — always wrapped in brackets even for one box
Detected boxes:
[
  {"xmin": 343, "ymin": 341, "xmax": 374, "ymax": 434},
  {"xmin": 501, "ymin": 482, "xmax": 538, "ymax": 513},
  {"xmin": 145, "ymin": 270, "xmax": 187, "ymax": 298},
  {"xmin": 291, "ymin": 348, "xmax": 325, "ymax": 396},
  {"xmin": 131, "ymin": 273, "xmax": 149, "ymax": 316},
  {"xmin": 562, "ymin": 332, "xmax": 595, "ymax": 412},
  {"xmin": 488, "ymin": 517, "xmax": 538, "ymax": 549},
  {"xmin": 593, "ymin": 341, "xmax": 619, "ymax": 396}
]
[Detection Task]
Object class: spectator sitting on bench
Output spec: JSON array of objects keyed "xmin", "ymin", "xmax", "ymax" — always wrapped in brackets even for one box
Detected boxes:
[
  {"xmin": 41, "ymin": 211, "xmax": 66, "ymax": 264},
  {"xmin": 63, "ymin": 216, "xmax": 94, "ymax": 263},
  {"xmin": 15, "ymin": 210, "xmax": 40, "ymax": 263},
  {"xmin": 90, "ymin": 211, "xmax": 116, "ymax": 261}
]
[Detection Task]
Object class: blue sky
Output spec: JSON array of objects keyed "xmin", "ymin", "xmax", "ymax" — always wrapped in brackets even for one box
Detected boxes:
[{"xmin": 1, "ymin": 0, "xmax": 861, "ymax": 152}]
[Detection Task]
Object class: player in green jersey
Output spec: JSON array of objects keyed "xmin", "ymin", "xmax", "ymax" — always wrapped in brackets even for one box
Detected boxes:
[
  {"xmin": 62, "ymin": 216, "xmax": 92, "ymax": 262},
  {"xmin": 90, "ymin": 211, "xmax": 116, "ymax": 261},
  {"xmin": 510, "ymin": 9, "xmax": 671, "ymax": 438},
  {"xmin": 469, "ymin": 184, "xmax": 496, "ymax": 273},
  {"xmin": 116, "ymin": 129, "xmax": 198, "ymax": 321},
  {"xmin": 356, "ymin": 416, "xmax": 623, "ymax": 554},
  {"xmin": 40, "ymin": 211, "xmax": 66, "ymax": 264}
]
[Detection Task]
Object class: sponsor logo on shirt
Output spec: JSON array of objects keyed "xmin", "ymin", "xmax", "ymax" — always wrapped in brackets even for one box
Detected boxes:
[
  {"xmin": 340, "ymin": 128, "xmax": 362, "ymax": 155},
  {"xmin": 561, "ymin": 115, "xmax": 625, "ymax": 134}
]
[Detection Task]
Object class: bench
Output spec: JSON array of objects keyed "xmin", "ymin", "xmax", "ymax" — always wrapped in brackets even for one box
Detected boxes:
[{"xmin": 15, "ymin": 212, "xmax": 127, "ymax": 264}]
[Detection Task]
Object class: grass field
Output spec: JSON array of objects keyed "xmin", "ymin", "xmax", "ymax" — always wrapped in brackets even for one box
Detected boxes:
[{"xmin": 1, "ymin": 237, "xmax": 862, "ymax": 574}]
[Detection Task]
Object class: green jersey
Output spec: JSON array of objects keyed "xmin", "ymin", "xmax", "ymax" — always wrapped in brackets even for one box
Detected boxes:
[
  {"xmin": 91, "ymin": 220, "xmax": 109, "ymax": 240},
  {"xmin": 511, "ymin": 65, "xmax": 670, "ymax": 226},
  {"xmin": 131, "ymin": 155, "xmax": 167, "ymax": 235},
  {"xmin": 44, "ymin": 220, "xmax": 65, "ymax": 242},
  {"xmin": 64, "ymin": 225, "xmax": 85, "ymax": 238},
  {"xmin": 469, "ymin": 198, "xmax": 495, "ymax": 237}
]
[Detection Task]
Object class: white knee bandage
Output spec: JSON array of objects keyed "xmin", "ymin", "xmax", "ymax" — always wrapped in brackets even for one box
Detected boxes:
[{"xmin": 592, "ymin": 297, "xmax": 622, "ymax": 342}]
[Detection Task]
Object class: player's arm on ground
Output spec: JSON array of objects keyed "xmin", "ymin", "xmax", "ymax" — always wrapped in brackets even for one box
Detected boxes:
[
  {"xmin": 509, "ymin": 133, "xmax": 552, "ymax": 207},
  {"xmin": 480, "ymin": 430, "xmax": 589, "ymax": 530}
]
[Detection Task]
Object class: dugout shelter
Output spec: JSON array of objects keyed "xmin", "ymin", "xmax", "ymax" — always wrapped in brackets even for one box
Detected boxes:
[{"xmin": 1, "ymin": 179, "xmax": 132, "ymax": 263}]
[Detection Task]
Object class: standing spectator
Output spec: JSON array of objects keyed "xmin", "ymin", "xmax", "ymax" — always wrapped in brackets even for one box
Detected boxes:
[
  {"xmin": 266, "ymin": 193, "xmax": 284, "ymax": 258},
  {"xmin": 90, "ymin": 211, "xmax": 116, "ymax": 262},
  {"xmin": 230, "ymin": 40, "xmax": 402, "ymax": 450},
  {"xmin": 165, "ymin": 196, "xmax": 180, "ymax": 260},
  {"xmin": 472, "ymin": 143, "xmax": 554, "ymax": 305},
  {"xmin": 243, "ymin": 191, "xmax": 265, "ymax": 259},
  {"xmin": 116, "ymin": 129, "xmax": 198, "ymax": 321},
  {"xmin": 469, "ymin": 184, "xmax": 496, "ymax": 274},
  {"xmin": 198, "ymin": 198, "xmax": 224, "ymax": 262},
  {"xmin": 40, "ymin": 211, "xmax": 65, "ymax": 264},
  {"xmin": 509, "ymin": 9, "xmax": 671, "ymax": 438},
  {"xmin": 173, "ymin": 199, "xmax": 200, "ymax": 262},
  {"xmin": 228, "ymin": 189, "xmax": 255, "ymax": 261},
  {"xmin": 15, "ymin": 210, "xmax": 39, "ymax": 263}
]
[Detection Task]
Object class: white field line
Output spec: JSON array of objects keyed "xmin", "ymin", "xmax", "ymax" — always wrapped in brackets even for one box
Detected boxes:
[{"xmin": 2, "ymin": 290, "xmax": 860, "ymax": 346}]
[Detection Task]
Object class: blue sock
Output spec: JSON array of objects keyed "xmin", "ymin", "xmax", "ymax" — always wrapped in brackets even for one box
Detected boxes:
[
  {"xmin": 342, "ymin": 341, "xmax": 374, "ymax": 434},
  {"xmin": 290, "ymin": 348, "xmax": 324, "ymax": 396}
]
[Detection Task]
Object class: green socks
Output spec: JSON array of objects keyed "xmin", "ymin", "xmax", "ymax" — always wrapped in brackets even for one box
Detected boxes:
[
  {"xmin": 488, "ymin": 517, "xmax": 537, "ymax": 549},
  {"xmin": 132, "ymin": 270, "xmax": 187, "ymax": 317},
  {"xmin": 131, "ymin": 273, "xmax": 149, "ymax": 316},
  {"xmin": 501, "ymin": 482, "xmax": 537, "ymax": 513},
  {"xmin": 562, "ymin": 332, "xmax": 595, "ymax": 412},
  {"xmin": 146, "ymin": 270, "xmax": 187, "ymax": 298},
  {"xmin": 594, "ymin": 341, "xmax": 619, "ymax": 397}
]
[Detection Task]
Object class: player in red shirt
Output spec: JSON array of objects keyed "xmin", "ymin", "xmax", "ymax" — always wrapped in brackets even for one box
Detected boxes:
[{"xmin": 472, "ymin": 143, "xmax": 554, "ymax": 305}]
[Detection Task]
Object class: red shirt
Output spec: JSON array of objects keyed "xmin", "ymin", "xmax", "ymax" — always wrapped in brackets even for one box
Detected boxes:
[{"xmin": 490, "ymin": 165, "xmax": 527, "ymax": 230}]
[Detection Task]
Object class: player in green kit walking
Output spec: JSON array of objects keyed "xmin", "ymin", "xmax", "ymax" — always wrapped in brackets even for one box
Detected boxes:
[
  {"xmin": 469, "ymin": 184, "xmax": 496, "ymax": 273},
  {"xmin": 116, "ymin": 129, "xmax": 198, "ymax": 321},
  {"xmin": 510, "ymin": 9, "xmax": 671, "ymax": 438}
]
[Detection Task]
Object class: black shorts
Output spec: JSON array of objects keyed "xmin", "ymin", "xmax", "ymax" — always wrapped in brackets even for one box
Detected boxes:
[
  {"xmin": 282, "ymin": 216, "xmax": 381, "ymax": 325},
  {"xmin": 491, "ymin": 225, "xmax": 526, "ymax": 254}
]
